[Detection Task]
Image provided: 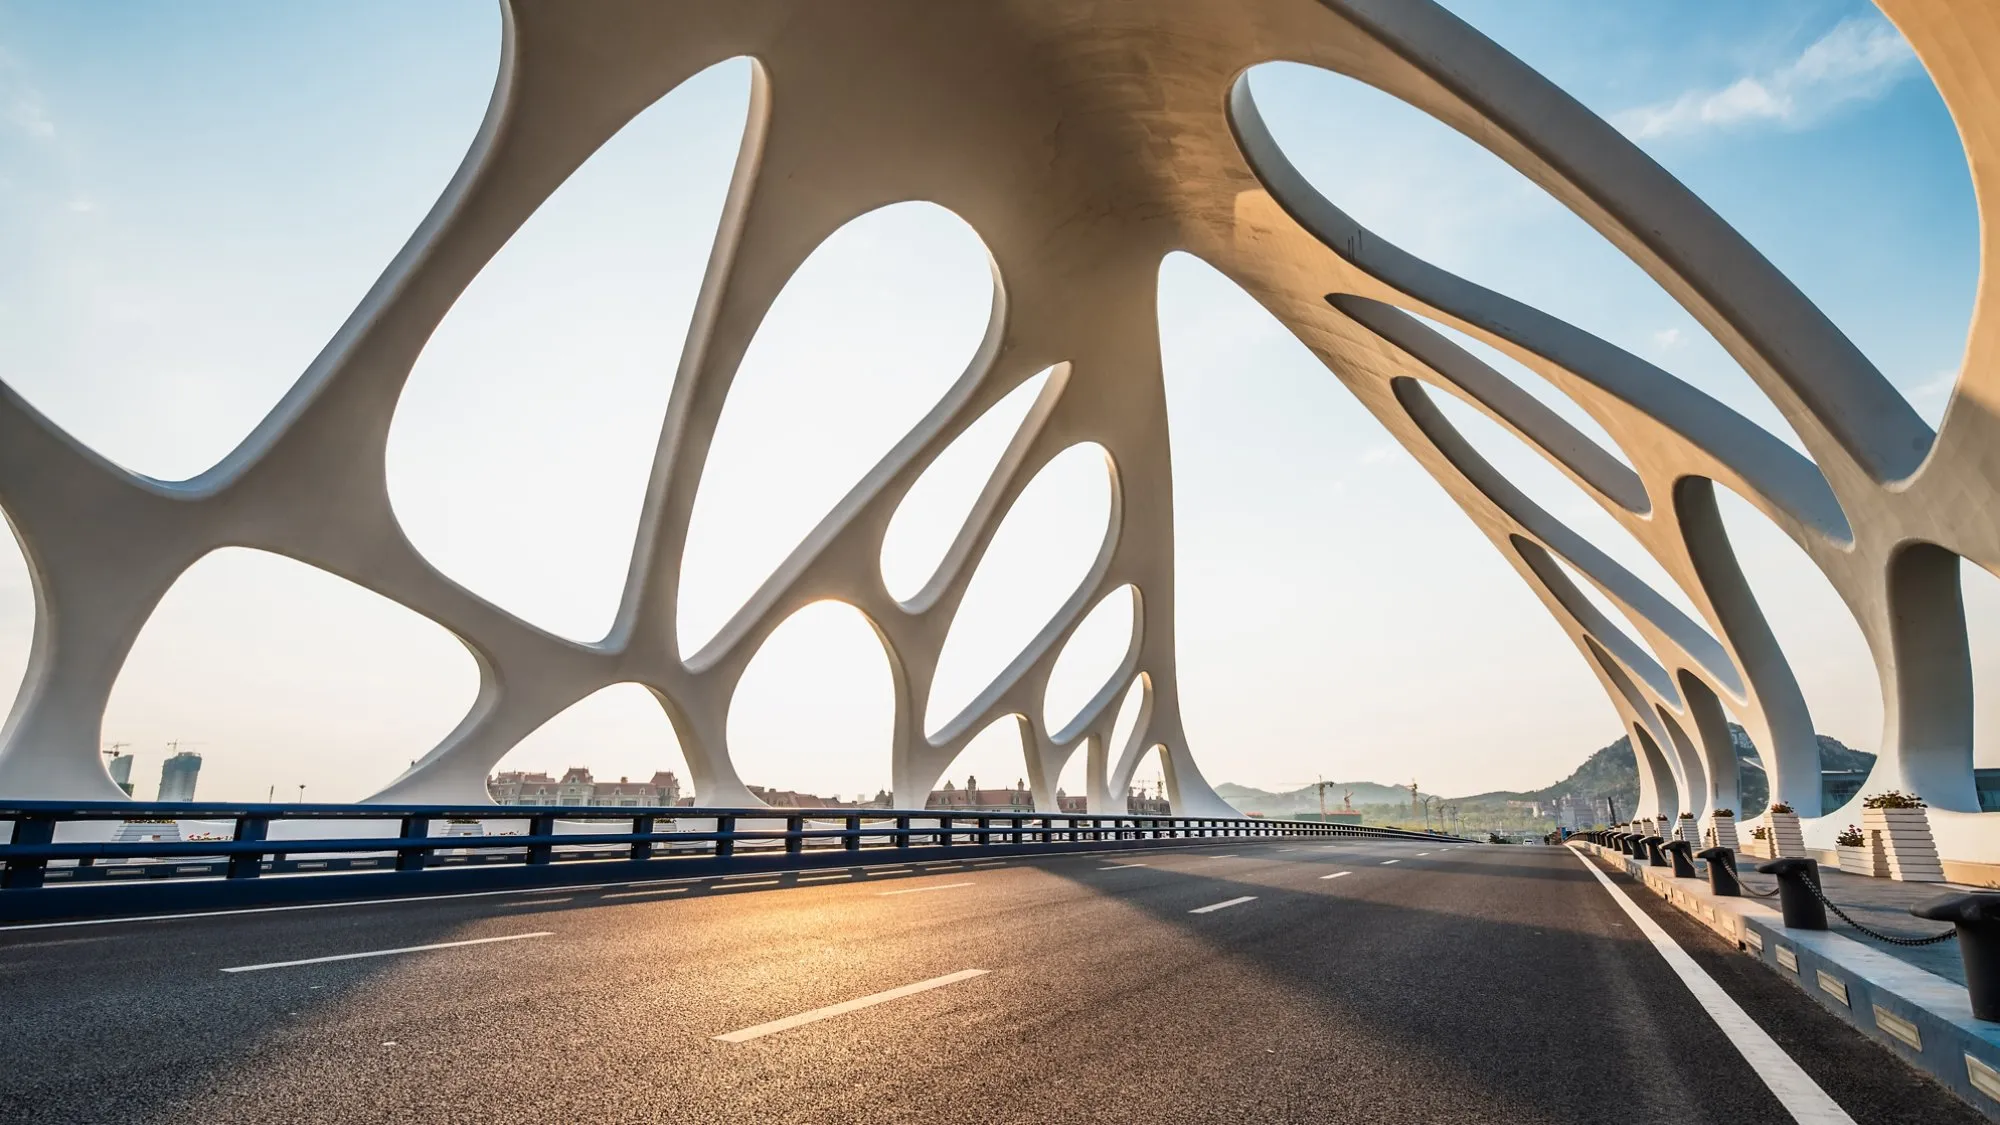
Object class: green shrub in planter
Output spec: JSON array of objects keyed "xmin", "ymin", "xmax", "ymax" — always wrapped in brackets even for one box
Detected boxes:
[
  {"xmin": 1862, "ymin": 790, "xmax": 1926, "ymax": 810},
  {"xmin": 1769, "ymin": 803, "xmax": 1794, "ymax": 815},
  {"xmin": 1835, "ymin": 824, "xmax": 1865, "ymax": 847},
  {"xmin": 1712, "ymin": 808, "xmax": 1734, "ymax": 817}
]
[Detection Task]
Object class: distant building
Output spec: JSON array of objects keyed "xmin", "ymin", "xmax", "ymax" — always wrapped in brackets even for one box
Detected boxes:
[
  {"xmin": 1326, "ymin": 808, "xmax": 1363, "ymax": 825},
  {"xmin": 929, "ymin": 776, "xmax": 1036, "ymax": 813},
  {"xmin": 1051, "ymin": 785, "xmax": 1170, "ymax": 815},
  {"xmin": 106, "ymin": 753, "xmax": 135, "ymax": 796},
  {"xmin": 1552, "ymin": 793, "xmax": 1593, "ymax": 832},
  {"xmin": 487, "ymin": 768, "xmax": 680, "ymax": 807},
  {"xmin": 157, "ymin": 752, "xmax": 201, "ymax": 802},
  {"xmin": 744, "ymin": 786, "xmax": 882, "ymax": 809},
  {"xmin": 1820, "ymin": 769, "xmax": 1869, "ymax": 813}
]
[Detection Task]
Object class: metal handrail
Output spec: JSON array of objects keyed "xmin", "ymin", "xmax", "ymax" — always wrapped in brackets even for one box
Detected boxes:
[{"xmin": 0, "ymin": 801, "xmax": 1460, "ymax": 920}]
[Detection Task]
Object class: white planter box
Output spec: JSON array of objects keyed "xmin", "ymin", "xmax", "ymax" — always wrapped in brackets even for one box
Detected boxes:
[
  {"xmin": 1835, "ymin": 843, "xmax": 1879, "ymax": 876},
  {"xmin": 1674, "ymin": 818, "xmax": 1700, "ymax": 844},
  {"xmin": 1705, "ymin": 816, "xmax": 1739, "ymax": 852},
  {"xmin": 1762, "ymin": 810, "xmax": 1806, "ymax": 858},
  {"xmin": 1862, "ymin": 806, "xmax": 1944, "ymax": 883}
]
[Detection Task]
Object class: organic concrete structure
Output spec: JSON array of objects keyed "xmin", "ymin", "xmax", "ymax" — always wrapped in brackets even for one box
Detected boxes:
[{"xmin": 2, "ymin": 1, "xmax": 1998, "ymax": 852}]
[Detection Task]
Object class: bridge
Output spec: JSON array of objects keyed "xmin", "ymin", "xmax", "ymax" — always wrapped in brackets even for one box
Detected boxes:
[{"xmin": 5, "ymin": 0, "xmax": 2000, "ymax": 1121}]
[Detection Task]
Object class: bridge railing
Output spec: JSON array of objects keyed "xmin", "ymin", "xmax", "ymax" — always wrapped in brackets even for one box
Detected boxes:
[{"xmin": 0, "ymin": 800, "xmax": 1456, "ymax": 922}]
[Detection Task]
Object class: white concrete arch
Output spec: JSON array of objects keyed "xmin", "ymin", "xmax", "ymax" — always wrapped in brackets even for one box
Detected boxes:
[{"xmin": 7, "ymin": 0, "xmax": 2000, "ymax": 858}]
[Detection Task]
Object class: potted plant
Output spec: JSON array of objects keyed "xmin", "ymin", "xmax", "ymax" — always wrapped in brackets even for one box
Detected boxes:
[
  {"xmin": 1833, "ymin": 824, "xmax": 1877, "ymax": 875},
  {"xmin": 1762, "ymin": 802, "xmax": 1805, "ymax": 858},
  {"xmin": 1706, "ymin": 808, "xmax": 1738, "ymax": 851},
  {"xmin": 1860, "ymin": 791, "xmax": 1943, "ymax": 882}
]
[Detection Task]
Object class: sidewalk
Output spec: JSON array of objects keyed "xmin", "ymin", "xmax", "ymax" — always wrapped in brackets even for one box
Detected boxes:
[{"xmin": 1719, "ymin": 860, "xmax": 1969, "ymax": 984}]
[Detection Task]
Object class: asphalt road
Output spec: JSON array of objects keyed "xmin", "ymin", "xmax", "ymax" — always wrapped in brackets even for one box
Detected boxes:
[{"xmin": 0, "ymin": 839, "xmax": 1979, "ymax": 1125}]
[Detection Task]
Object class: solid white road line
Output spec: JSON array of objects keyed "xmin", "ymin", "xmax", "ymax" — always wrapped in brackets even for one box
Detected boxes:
[
  {"xmin": 1568, "ymin": 850, "xmax": 1854, "ymax": 1124},
  {"xmin": 1380, "ymin": 859, "xmax": 1400, "ymax": 865},
  {"xmin": 876, "ymin": 881, "xmax": 975, "ymax": 896},
  {"xmin": 796, "ymin": 872, "xmax": 852, "ymax": 883},
  {"xmin": 1320, "ymin": 871, "xmax": 1352, "ymax": 880},
  {"xmin": 221, "ymin": 931, "xmax": 553, "ymax": 974},
  {"xmin": 1189, "ymin": 896, "xmax": 1257, "ymax": 914},
  {"xmin": 714, "ymin": 879, "xmax": 780, "ymax": 891},
  {"xmin": 714, "ymin": 969, "xmax": 990, "ymax": 1043},
  {"xmin": 1098, "ymin": 863, "xmax": 1147, "ymax": 870},
  {"xmin": 1206, "ymin": 854, "xmax": 1239, "ymax": 859},
  {"xmin": 603, "ymin": 887, "xmax": 689, "ymax": 900}
]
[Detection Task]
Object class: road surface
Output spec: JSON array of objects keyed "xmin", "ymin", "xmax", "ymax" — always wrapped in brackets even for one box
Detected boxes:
[{"xmin": 0, "ymin": 839, "xmax": 1978, "ymax": 1124}]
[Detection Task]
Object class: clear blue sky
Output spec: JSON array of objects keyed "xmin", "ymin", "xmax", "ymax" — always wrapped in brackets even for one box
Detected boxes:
[{"xmin": 0, "ymin": 1, "xmax": 1985, "ymax": 803}]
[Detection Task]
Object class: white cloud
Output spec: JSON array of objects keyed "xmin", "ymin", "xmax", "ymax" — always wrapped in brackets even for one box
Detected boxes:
[
  {"xmin": 1358, "ymin": 444, "xmax": 1397, "ymax": 465},
  {"xmin": 1907, "ymin": 368, "xmax": 1958, "ymax": 401},
  {"xmin": 0, "ymin": 49, "xmax": 54, "ymax": 140},
  {"xmin": 1616, "ymin": 17, "xmax": 1918, "ymax": 140},
  {"xmin": 1651, "ymin": 327, "xmax": 1683, "ymax": 351},
  {"xmin": 8, "ymin": 95, "xmax": 53, "ymax": 138}
]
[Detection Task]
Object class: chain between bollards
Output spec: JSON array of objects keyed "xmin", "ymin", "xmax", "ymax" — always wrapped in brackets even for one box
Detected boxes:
[{"xmin": 1800, "ymin": 875, "xmax": 1955, "ymax": 947}]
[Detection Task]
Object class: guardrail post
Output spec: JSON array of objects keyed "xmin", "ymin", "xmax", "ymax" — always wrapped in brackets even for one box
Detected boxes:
[
  {"xmin": 1663, "ymin": 839, "xmax": 1696, "ymax": 878},
  {"xmin": 1011, "ymin": 815, "xmax": 1024, "ymax": 845},
  {"xmin": 845, "ymin": 815, "xmax": 862, "ymax": 853},
  {"xmin": 1912, "ymin": 894, "xmax": 2000, "ymax": 1021},
  {"xmin": 1641, "ymin": 836, "xmax": 1668, "ymax": 867},
  {"xmin": 395, "ymin": 815, "xmax": 432, "ymax": 872},
  {"xmin": 631, "ymin": 814, "xmax": 655, "ymax": 862},
  {"xmin": 228, "ymin": 815, "xmax": 269, "ymax": 880},
  {"xmin": 895, "ymin": 815, "xmax": 911, "ymax": 851},
  {"xmin": 785, "ymin": 815, "xmax": 804, "ymax": 856},
  {"xmin": 938, "ymin": 816, "xmax": 954, "ymax": 849},
  {"xmin": 716, "ymin": 814, "xmax": 736, "ymax": 859},
  {"xmin": 1758, "ymin": 857, "xmax": 1827, "ymax": 930},
  {"xmin": 977, "ymin": 816, "xmax": 991, "ymax": 850},
  {"xmin": 1696, "ymin": 846, "xmax": 1740, "ymax": 896},
  {"xmin": 2, "ymin": 815, "xmax": 55, "ymax": 889},
  {"xmin": 525, "ymin": 813, "xmax": 555, "ymax": 866}
]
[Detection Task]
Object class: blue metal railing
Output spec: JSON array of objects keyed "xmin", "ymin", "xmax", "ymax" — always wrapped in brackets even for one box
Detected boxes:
[{"xmin": 0, "ymin": 800, "xmax": 1455, "ymax": 922}]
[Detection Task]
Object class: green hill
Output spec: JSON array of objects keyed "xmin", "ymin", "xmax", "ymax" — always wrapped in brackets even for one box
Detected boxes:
[{"xmin": 1221, "ymin": 725, "xmax": 1875, "ymax": 824}]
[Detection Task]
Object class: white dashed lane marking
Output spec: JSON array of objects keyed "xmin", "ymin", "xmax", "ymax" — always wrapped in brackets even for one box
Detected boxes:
[
  {"xmin": 221, "ymin": 932, "xmax": 553, "ymax": 974},
  {"xmin": 714, "ymin": 969, "xmax": 991, "ymax": 1043},
  {"xmin": 876, "ymin": 882, "xmax": 975, "ymax": 897},
  {"xmin": 1189, "ymin": 896, "xmax": 1257, "ymax": 915}
]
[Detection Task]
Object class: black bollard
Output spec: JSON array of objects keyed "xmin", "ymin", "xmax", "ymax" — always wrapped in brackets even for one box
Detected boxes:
[
  {"xmin": 1618, "ymin": 832, "xmax": 1638, "ymax": 856},
  {"xmin": 1912, "ymin": 893, "xmax": 2000, "ymax": 1022},
  {"xmin": 1758, "ymin": 857, "xmax": 1827, "ymax": 930},
  {"xmin": 1642, "ymin": 836, "xmax": 1669, "ymax": 868},
  {"xmin": 1664, "ymin": 839, "xmax": 1697, "ymax": 878},
  {"xmin": 1696, "ymin": 846, "xmax": 1740, "ymax": 896}
]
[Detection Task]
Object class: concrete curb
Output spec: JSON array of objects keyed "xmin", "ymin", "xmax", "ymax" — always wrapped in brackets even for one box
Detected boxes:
[{"xmin": 1574, "ymin": 842, "xmax": 2000, "ymax": 1118}]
